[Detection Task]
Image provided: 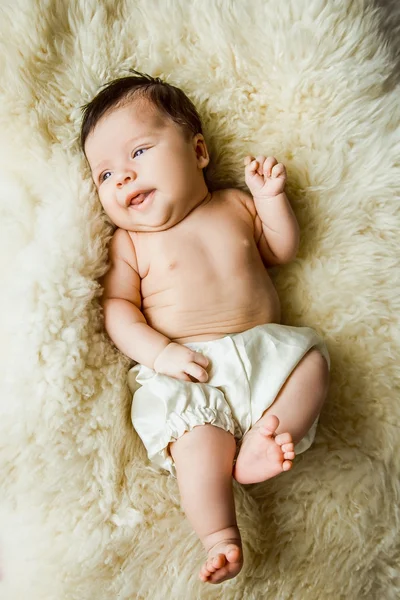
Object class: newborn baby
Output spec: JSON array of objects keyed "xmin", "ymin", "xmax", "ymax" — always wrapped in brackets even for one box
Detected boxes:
[{"xmin": 81, "ymin": 72, "xmax": 330, "ymax": 585}]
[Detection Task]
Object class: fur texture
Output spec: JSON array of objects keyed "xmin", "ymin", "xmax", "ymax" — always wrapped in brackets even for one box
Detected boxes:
[{"xmin": 0, "ymin": 0, "xmax": 399, "ymax": 598}]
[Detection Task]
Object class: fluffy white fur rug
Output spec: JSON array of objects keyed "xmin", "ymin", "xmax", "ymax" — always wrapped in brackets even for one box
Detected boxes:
[{"xmin": 1, "ymin": 0, "xmax": 399, "ymax": 598}]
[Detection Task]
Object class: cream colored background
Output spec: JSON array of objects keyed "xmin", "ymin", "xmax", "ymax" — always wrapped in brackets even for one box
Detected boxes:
[{"xmin": 0, "ymin": 1, "xmax": 399, "ymax": 598}]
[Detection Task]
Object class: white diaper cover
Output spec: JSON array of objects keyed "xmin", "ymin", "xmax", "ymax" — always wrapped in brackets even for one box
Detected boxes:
[{"xmin": 127, "ymin": 323, "xmax": 330, "ymax": 477}]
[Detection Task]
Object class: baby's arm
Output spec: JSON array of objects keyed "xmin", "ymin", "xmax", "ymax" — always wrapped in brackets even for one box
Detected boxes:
[
  {"xmin": 244, "ymin": 155, "xmax": 299, "ymax": 265},
  {"xmin": 100, "ymin": 229, "xmax": 209, "ymax": 382},
  {"xmin": 100, "ymin": 229, "xmax": 169, "ymax": 367}
]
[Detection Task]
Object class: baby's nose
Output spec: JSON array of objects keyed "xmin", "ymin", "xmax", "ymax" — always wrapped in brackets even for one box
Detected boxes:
[{"xmin": 116, "ymin": 170, "xmax": 136, "ymax": 187}]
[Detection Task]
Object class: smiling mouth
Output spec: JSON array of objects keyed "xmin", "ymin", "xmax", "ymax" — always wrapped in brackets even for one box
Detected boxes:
[{"xmin": 128, "ymin": 190, "xmax": 154, "ymax": 207}]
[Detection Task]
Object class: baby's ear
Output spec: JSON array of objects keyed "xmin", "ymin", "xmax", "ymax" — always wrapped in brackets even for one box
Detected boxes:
[{"xmin": 193, "ymin": 134, "xmax": 210, "ymax": 169}]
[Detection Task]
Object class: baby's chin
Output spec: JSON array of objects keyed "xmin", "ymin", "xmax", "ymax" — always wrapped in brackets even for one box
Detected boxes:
[
  {"xmin": 113, "ymin": 210, "xmax": 184, "ymax": 233},
  {"xmin": 106, "ymin": 192, "xmax": 194, "ymax": 232}
]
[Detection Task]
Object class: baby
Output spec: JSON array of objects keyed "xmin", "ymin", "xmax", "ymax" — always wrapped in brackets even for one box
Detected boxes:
[{"xmin": 81, "ymin": 72, "xmax": 330, "ymax": 585}]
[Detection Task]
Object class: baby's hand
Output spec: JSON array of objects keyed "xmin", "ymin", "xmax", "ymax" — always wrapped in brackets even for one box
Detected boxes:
[
  {"xmin": 153, "ymin": 342, "xmax": 209, "ymax": 382},
  {"xmin": 244, "ymin": 155, "xmax": 286, "ymax": 199}
]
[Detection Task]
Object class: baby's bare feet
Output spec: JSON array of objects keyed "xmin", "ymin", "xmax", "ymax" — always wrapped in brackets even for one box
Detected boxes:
[
  {"xmin": 233, "ymin": 414, "xmax": 295, "ymax": 484},
  {"xmin": 199, "ymin": 538, "xmax": 243, "ymax": 584}
]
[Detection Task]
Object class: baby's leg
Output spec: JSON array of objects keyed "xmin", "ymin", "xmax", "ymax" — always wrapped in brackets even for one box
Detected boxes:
[
  {"xmin": 234, "ymin": 348, "xmax": 329, "ymax": 484},
  {"xmin": 169, "ymin": 425, "xmax": 242, "ymax": 584}
]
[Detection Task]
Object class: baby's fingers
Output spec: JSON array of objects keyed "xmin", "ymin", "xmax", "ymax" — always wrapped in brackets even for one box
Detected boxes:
[
  {"xmin": 193, "ymin": 352, "xmax": 209, "ymax": 369},
  {"xmin": 244, "ymin": 155, "xmax": 259, "ymax": 174},
  {"xmin": 255, "ymin": 155, "xmax": 267, "ymax": 176},
  {"xmin": 262, "ymin": 156, "xmax": 278, "ymax": 177},
  {"xmin": 185, "ymin": 362, "xmax": 209, "ymax": 383},
  {"xmin": 271, "ymin": 163, "xmax": 286, "ymax": 178}
]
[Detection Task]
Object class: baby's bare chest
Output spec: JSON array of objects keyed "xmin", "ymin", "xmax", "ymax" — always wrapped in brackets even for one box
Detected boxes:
[{"xmin": 137, "ymin": 207, "xmax": 260, "ymax": 297}]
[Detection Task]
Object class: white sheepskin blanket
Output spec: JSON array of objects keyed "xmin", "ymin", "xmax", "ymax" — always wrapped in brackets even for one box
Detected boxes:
[{"xmin": 1, "ymin": 1, "xmax": 399, "ymax": 598}]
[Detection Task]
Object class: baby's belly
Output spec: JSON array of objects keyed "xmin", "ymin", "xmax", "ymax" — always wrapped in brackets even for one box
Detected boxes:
[{"xmin": 142, "ymin": 279, "xmax": 281, "ymax": 343}]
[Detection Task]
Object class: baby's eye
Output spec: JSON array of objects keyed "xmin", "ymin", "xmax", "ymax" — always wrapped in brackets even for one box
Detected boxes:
[
  {"xmin": 100, "ymin": 171, "xmax": 111, "ymax": 184},
  {"xmin": 132, "ymin": 148, "xmax": 147, "ymax": 159}
]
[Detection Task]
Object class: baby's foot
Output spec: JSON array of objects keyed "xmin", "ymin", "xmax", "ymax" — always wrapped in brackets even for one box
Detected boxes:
[
  {"xmin": 199, "ymin": 538, "xmax": 243, "ymax": 584},
  {"xmin": 233, "ymin": 414, "xmax": 295, "ymax": 484}
]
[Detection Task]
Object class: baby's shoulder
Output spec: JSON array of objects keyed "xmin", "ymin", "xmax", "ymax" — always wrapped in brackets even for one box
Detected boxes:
[
  {"xmin": 217, "ymin": 187, "xmax": 256, "ymax": 217},
  {"xmin": 218, "ymin": 186, "xmax": 252, "ymax": 201},
  {"xmin": 108, "ymin": 227, "xmax": 138, "ymax": 270},
  {"xmin": 217, "ymin": 186, "xmax": 244, "ymax": 199}
]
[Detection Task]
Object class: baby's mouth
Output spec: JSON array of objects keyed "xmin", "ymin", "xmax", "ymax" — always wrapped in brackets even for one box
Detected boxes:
[
  {"xmin": 127, "ymin": 189, "xmax": 155, "ymax": 210},
  {"xmin": 128, "ymin": 192, "xmax": 146, "ymax": 206},
  {"xmin": 130, "ymin": 192, "xmax": 146, "ymax": 206}
]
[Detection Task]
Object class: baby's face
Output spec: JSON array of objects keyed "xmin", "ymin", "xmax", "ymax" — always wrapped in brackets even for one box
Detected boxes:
[{"xmin": 84, "ymin": 99, "xmax": 209, "ymax": 231}]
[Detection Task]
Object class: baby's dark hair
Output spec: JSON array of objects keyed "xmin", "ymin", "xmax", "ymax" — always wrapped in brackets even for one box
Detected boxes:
[{"xmin": 80, "ymin": 70, "xmax": 203, "ymax": 152}]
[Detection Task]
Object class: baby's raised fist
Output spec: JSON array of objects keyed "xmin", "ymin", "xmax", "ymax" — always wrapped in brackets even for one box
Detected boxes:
[{"xmin": 244, "ymin": 155, "xmax": 286, "ymax": 199}]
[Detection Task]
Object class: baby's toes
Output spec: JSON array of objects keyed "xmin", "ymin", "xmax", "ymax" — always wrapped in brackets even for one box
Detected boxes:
[
  {"xmin": 284, "ymin": 451, "xmax": 295, "ymax": 461},
  {"xmin": 282, "ymin": 442, "xmax": 294, "ymax": 454},
  {"xmin": 280, "ymin": 442, "xmax": 295, "ymax": 461},
  {"xmin": 211, "ymin": 554, "xmax": 226, "ymax": 569},
  {"xmin": 199, "ymin": 559, "xmax": 217, "ymax": 581},
  {"xmin": 281, "ymin": 441, "xmax": 294, "ymax": 452},
  {"xmin": 203, "ymin": 554, "xmax": 225, "ymax": 576},
  {"xmin": 201, "ymin": 556, "xmax": 216, "ymax": 574},
  {"xmin": 275, "ymin": 432, "xmax": 292, "ymax": 447}
]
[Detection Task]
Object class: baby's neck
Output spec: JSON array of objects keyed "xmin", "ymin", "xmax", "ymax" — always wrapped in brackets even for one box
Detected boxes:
[{"xmin": 199, "ymin": 190, "xmax": 212, "ymax": 207}]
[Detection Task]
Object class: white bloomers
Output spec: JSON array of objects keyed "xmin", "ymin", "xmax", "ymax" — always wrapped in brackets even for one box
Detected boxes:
[{"xmin": 127, "ymin": 323, "xmax": 330, "ymax": 477}]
